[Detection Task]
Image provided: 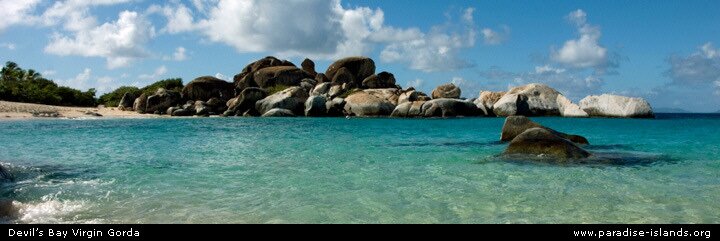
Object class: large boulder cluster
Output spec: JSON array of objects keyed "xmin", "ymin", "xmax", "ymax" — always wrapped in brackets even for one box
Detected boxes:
[{"xmin": 116, "ymin": 56, "xmax": 653, "ymax": 119}]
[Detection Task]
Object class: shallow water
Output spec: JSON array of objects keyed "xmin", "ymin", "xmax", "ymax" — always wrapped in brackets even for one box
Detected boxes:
[{"xmin": 0, "ymin": 114, "xmax": 719, "ymax": 223}]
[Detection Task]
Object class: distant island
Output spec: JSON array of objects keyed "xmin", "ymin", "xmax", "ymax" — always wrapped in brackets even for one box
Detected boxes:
[{"xmin": 1, "ymin": 57, "xmax": 656, "ymax": 119}]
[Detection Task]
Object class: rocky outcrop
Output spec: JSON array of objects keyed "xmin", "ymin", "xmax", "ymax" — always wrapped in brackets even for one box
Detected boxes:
[
  {"xmin": 362, "ymin": 88, "xmax": 401, "ymax": 105},
  {"xmin": 431, "ymin": 83, "xmax": 462, "ymax": 99},
  {"xmin": 226, "ymin": 87, "xmax": 268, "ymax": 116},
  {"xmin": 301, "ymin": 58, "xmax": 317, "ymax": 77},
  {"xmin": 500, "ymin": 116, "xmax": 589, "ymax": 144},
  {"xmin": 492, "ymin": 84, "xmax": 588, "ymax": 117},
  {"xmin": 133, "ymin": 93, "xmax": 149, "ymax": 114},
  {"xmin": 326, "ymin": 98, "xmax": 346, "ymax": 116},
  {"xmin": 261, "ymin": 108, "xmax": 296, "ymax": 117},
  {"xmin": 579, "ymin": 94, "xmax": 654, "ymax": 118},
  {"xmin": 325, "ymin": 57, "xmax": 375, "ymax": 87},
  {"xmin": 311, "ymin": 83, "xmax": 332, "ymax": 96},
  {"xmin": 253, "ymin": 66, "xmax": 310, "ymax": 88},
  {"xmin": 255, "ymin": 86, "xmax": 309, "ymax": 116},
  {"xmin": 361, "ymin": 72, "xmax": 396, "ymax": 89},
  {"xmin": 145, "ymin": 88, "xmax": 181, "ymax": 114},
  {"xmin": 390, "ymin": 101, "xmax": 427, "ymax": 117},
  {"xmin": 233, "ymin": 56, "xmax": 295, "ymax": 90},
  {"xmin": 473, "ymin": 91, "xmax": 505, "ymax": 116},
  {"xmin": 391, "ymin": 98, "xmax": 482, "ymax": 118},
  {"xmin": 343, "ymin": 91, "xmax": 395, "ymax": 117},
  {"xmin": 118, "ymin": 92, "xmax": 136, "ymax": 111},
  {"xmin": 331, "ymin": 67, "xmax": 355, "ymax": 86},
  {"xmin": 504, "ymin": 128, "xmax": 591, "ymax": 159},
  {"xmin": 305, "ymin": 95, "xmax": 328, "ymax": 117},
  {"xmin": 181, "ymin": 76, "xmax": 235, "ymax": 101}
]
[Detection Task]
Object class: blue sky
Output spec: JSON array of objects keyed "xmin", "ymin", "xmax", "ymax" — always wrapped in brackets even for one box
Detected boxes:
[{"xmin": 1, "ymin": 0, "xmax": 719, "ymax": 112}]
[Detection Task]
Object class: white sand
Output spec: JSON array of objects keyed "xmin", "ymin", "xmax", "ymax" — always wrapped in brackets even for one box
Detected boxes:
[{"xmin": 0, "ymin": 101, "xmax": 159, "ymax": 120}]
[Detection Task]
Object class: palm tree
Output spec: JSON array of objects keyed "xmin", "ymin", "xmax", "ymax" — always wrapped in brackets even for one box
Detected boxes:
[
  {"xmin": 24, "ymin": 69, "xmax": 41, "ymax": 81},
  {"xmin": 1, "ymin": 61, "xmax": 22, "ymax": 81}
]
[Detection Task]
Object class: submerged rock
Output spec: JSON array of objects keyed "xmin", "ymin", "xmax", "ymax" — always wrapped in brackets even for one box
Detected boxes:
[
  {"xmin": 500, "ymin": 116, "xmax": 589, "ymax": 144},
  {"xmin": 0, "ymin": 164, "xmax": 13, "ymax": 182},
  {"xmin": 504, "ymin": 128, "xmax": 591, "ymax": 159},
  {"xmin": 579, "ymin": 94, "xmax": 654, "ymax": 118},
  {"xmin": 0, "ymin": 199, "xmax": 18, "ymax": 219}
]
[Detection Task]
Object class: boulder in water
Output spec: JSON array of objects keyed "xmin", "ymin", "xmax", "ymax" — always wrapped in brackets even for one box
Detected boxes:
[
  {"xmin": 504, "ymin": 128, "xmax": 591, "ymax": 159},
  {"xmin": 255, "ymin": 86, "xmax": 309, "ymax": 116},
  {"xmin": 500, "ymin": 116, "xmax": 589, "ymax": 144},
  {"xmin": 261, "ymin": 108, "xmax": 296, "ymax": 117},
  {"xmin": 579, "ymin": 94, "xmax": 654, "ymax": 118}
]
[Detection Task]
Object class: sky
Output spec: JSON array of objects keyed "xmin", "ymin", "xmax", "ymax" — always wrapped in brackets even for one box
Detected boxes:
[{"xmin": 0, "ymin": 0, "xmax": 719, "ymax": 112}]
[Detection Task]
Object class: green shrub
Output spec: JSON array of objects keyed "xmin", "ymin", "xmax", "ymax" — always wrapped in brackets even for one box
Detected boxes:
[{"xmin": 98, "ymin": 86, "xmax": 142, "ymax": 107}]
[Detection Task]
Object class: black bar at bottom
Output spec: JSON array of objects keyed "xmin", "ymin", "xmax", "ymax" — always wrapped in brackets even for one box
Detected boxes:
[{"xmin": 2, "ymin": 224, "xmax": 718, "ymax": 240}]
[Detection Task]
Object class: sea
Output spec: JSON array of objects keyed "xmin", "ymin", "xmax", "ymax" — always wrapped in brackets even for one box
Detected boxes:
[{"xmin": 0, "ymin": 114, "xmax": 718, "ymax": 223}]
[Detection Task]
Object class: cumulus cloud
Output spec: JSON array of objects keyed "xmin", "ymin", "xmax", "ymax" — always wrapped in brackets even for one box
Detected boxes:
[
  {"xmin": 215, "ymin": 73, "xmax": 228, "ymax": 81},
  {"xmin": 45, "ymin": 11, "xmax": 156, "ymax": 69},
  {"xmin": 482, "ymin": 25, "xmax": 510, "ymax": 45},
  {"xmin": 0, "ymin": 0, "xmax": 41, "ymax": 32},
  {"xmin": 174, "ymin": 0, "xmax": 478, "ymax": 72},
  {"xmin": 148, "ymin": 3, "xmax": 197, "ymax": 34},
  {"xmin": 138, "ymin": 66, "xmax": 168, "ymax": 80},
  {"xmin": 551, "ymin": 9, "xmax": 610, "ymax": 70},
  {"xmin": 667, "ymin": 42, "xmax": 720, "ymax": 85},
  {"xmin": 405, "ymin": 79, "xmax": 425, "ymax": 90},
  {"xmin": 0, "ymin": 42, "xmax": 16, "ymax": 50},
  {"xmin": 164, "ymin": 47, "xmax": 188, "ymax": 61}
]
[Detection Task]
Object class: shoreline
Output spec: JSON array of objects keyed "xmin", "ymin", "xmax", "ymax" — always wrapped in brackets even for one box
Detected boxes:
[{"xmin": 0, "ymin": 101, "xmax": 159, "ymax": 120}]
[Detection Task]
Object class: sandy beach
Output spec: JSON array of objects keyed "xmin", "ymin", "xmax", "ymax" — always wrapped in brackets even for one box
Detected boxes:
[{"xmin": 0, "ymin": 101, "xmax": 158, "ymax": 120}]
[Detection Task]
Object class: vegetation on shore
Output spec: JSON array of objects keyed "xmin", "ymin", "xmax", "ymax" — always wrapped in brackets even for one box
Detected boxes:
[
  {"xmin": 0, "ymin": 62, "xmax": 96, "ymax": 107},
  {"xmin": 0, "ymin": 61, "xmax": 183, "ymax": 108},
  {"xmin": 97, "ymin": 78, "xmax": 183, "ymax": 107}
]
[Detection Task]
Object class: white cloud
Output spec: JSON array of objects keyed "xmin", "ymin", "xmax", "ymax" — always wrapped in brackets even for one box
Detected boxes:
[
  {"xmin": 667, "ymin": 42, "xmax": 720, "ymax": 89},
  {"xmin": 481, "ymin": 26, "xmax": 510, "ymax": 45},
  {"xmin": 450, "ymin": 77, "xmax": 481, "ymax": 98},
  {"xmin": 138, "ymin": 65, "xmax": 168, "ymax": 80},
  {"xmin": 164, "ymin": 47, "xmax": 188, "ymax": 61},
  {"xmin": 61, "ymin": 68, "xmax": 118, "ymax": 94},
  {"xmin": 0, "ymin": 42, "xmax": 16, "ymax": 50},
  {"xmin": 185, "ymin": 0, "xmax": 476, "ymax": 72},
  {"xmin": 148, "ymin": 3, "xmax": 197, "ymax": 34},
  {"xmin": 405, "ymin": 79, "xmax": 425, "ymax": 90},
  {"xmin": 43, "ymin": 70, "xmax": 57, "ymax": 77},
  {"xmin": 215, "ymin": 73, "xmax": 228, "ymax": 81},
  {"xmin": 44, "ymin": 11, "xmax": 156, "ymax": 69},
  {"xmin": 0, "ymin": 0, "xmax": 41, "ymax": 32},
  {"xmin": 535, "ymin": 65, "xmax": 566, "ymax": 74},
  {"xmin": 379, "ymin": 8, "xmax": 477, "ymax": 72},
  {"xmin": 551, "ymin": 9, "xmax": 609, "ymax": 69}
]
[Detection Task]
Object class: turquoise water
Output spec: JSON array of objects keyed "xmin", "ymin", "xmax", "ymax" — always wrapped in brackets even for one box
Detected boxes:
[{"xmin": 0, "ymin": 115, "xmax": 719, "ymax": 223}]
